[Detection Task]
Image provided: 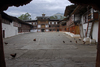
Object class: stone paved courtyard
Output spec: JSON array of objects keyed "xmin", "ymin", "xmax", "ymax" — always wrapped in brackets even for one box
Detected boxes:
[{"xmin": 3, "ymin": 32, "xmax": 97, "ymax": 67}]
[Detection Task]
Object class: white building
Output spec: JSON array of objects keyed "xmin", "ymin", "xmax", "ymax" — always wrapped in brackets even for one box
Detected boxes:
[
  {"xmin": 1, "ymin": 12, "xmax": 33, "ymax": 38},
  {"xmin": 2, "ymin": 21, "xmax": 18, "ymax": 38},
  {"xmin": 79, "ymin": 7, "xmax": 99, "ymax": 42}
]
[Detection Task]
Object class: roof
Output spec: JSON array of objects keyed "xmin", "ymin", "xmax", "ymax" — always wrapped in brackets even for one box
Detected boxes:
[
  {"xmin": 64, "ymin": 5, "xmax": 77, "ymax": 16},
  {"xmin": 57, "ymin": 20, "xmax": 66, "ymax": 24},
  {"xmin": 25, "ymin": 19, "xmax": 61, "ymax": 22},
  {"xmin": 69, "ymin": 0, "xmax": 100, "ymax": 10},
  {"xmin": 36, "ymin": 16, "xmax": 50, "ymax": 18},
  {"xmin": 37, "ymin": 16, "xmax": 49, "ymax": 18},
  {"xmin": 63, "ymin": 17, "xmax": 69, "ymax": 21},
  {"xmin": 49, "ymin": 19, "xmax": 61, "ymax": 21},
  {"xmin": 1, "ymin": 12, "xmax": 13, "ymax": 22},
  {"xmin": 36, "ymin": 16, "xmax": 50, "ymax": 20},
  {"xmin": 1, "ymin": 12, "xmax": 33, "ymax": 27},
  {"xmin": 71, "ymin": 5, "xmax": 88, "ymax": 15},
  {"xmin": 12, "ymin": 17, "xmax": 33, "ymax": 27},
  {"xmin": 24, "ymin": 20, "xmax": 37, "ymax": 22}
]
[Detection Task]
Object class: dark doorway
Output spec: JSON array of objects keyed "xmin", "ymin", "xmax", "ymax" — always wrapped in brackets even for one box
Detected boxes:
[
  {"xmin": 3, "ymin": 30, "xmax": 5, "ymax": 38},
  {"xmin": 41, "ymin": 29, "xmax": 45, "ymax": 32},
  {"xmin": 49, "ymin": 29, "xmax": 52, "ymax": 31},
  {"xmin": 57, "ymin": 29, "xmax": 59, "ymax": 32}
]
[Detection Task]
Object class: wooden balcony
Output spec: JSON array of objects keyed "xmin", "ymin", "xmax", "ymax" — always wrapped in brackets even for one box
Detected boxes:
[{"xmin": 88, "ymin": 12, "xmax": 98, "ymax": 22}]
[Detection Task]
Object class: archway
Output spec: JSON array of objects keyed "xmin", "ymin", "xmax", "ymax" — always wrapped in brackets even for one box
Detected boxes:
[{"xmin": 0, "ymin": 0, "xmax": 100, "ymax": 67}]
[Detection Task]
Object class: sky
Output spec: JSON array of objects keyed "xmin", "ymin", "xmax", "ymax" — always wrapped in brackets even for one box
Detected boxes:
[{"xmin": 4, "ymin": 0, "xmax": 72, "ymax": 19}]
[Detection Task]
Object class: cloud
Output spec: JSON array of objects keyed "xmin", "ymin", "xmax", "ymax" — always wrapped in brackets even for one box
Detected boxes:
[
  {"xmin": 4, "ymin": 0, "xmax": 72, "ymax": 19},
  {"xmin": 4, "ymin": 10, "xmax": 26, "ymax": 17}
]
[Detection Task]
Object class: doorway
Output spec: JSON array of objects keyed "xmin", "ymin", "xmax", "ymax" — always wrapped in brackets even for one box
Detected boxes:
[
  {"xmin": 57, "ymin": 29, "xmax": 59, "ymax": 32},
  {"xmin": 3, "ymin": 30, "xmax": 5, "ymax": 38},
  {"xmin": 41, "ymin": 29, "xmax": 45, "ymax": 32}
]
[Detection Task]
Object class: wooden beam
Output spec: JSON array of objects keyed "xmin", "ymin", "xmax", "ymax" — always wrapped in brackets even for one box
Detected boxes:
[{"xmin": 0, "ymin": 15, "xmax": 6, "ymax": 67}]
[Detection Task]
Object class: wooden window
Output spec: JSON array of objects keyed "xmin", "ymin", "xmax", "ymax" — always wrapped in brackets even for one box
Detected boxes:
[
  {"xmin": 56, "ymin": 22, "xmax": 57, "ymax": 24},
  {"xmin": 41, "ymin": 24, "xmax": 45, "ymax": 28},
  {"xmin": 49, "ymin": 22, "xmax": 50, "ymax": 24},
  {"xmin": 52, "ymin": 22, "xmax": 54, "ymax": 24}
]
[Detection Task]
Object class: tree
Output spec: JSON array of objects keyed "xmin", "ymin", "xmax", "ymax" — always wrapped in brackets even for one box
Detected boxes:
[
  {"xmin": 54, "ymin": 16, "xmax": 58, "ymax": 19},
  {"xmin": 60, "ymin": 16, "xmax": 65, "ymax": 20},
  {"xmin": 49, "ymin": 16, "xmax": 58, "ymax": 20},
  {"xmin": 49, "ymin": 16, "xmax": 55, "ymax": 19},
  {"xmin": 49, "ymin": 15, "xmax": 65, "ymax": 20},
  {"xmin": 18, "ymin": 13, "xmax": 32, "ymax": 21}
]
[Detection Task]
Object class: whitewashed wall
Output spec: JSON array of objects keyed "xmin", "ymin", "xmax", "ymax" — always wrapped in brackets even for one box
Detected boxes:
[
  {"xmin": 92, "ymin": 22, "xmax": 98, "ymax": 42},
  {"xmin": 45, "ymin": 25, "xmax": 49, "ymax": 28},
  {"xmin": 79, "ymin": 25, "xmax": 84, "ymax": 38},
  {"xmin": 2, "ymin": 23, "xmax": 18, "ymax": 38},
  {"xmin": 46, "ymin": 29, "xmax": 49, "ymax": 32},
  {"xmin": 83, "ymin": 23, "xmax": 88, "ymax": 29},
  {"xmin": 38, "ymin": 29, "xmax": 41, "ymax": 32},
  {"xmin": 38, "ymin": 25, "xmax": 41, "ymax": 28},
  {"xmin": 80, "ymin": 22, "xmax": 98, "ymax": 42},
  {"xmin": 75, "ymin": 14, "xmax": 80, "ymax": 21},
  {"xmin": 82, "ymin": 23, "xmax": 88, "ymax": 37},
  {"xmin": 30, "ymin": 29, "xmax": 37, "ymax": 32}
]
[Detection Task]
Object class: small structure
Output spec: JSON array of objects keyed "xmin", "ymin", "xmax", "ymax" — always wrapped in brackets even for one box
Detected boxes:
[{"xmin": 1, "ymin": 12, "xmax": 33, "ymax": 38}]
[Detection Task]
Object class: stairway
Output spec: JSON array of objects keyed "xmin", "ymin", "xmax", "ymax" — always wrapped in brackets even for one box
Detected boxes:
[{"xmin": 85, "ymin": 22, "xmax": 93, "ymax": 38}]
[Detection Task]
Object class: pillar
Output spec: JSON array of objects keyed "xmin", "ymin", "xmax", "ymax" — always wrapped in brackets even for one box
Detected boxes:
[
  {"xmin": 0, "ymin": 14, "xmax": 6, "ymax": 67},
  {"xmin": 96, "ymin": 12, "xmax": 100, "ymax": 67}
]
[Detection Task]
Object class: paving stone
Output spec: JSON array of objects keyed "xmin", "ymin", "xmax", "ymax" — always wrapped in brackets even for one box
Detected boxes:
[
  {"xmin": 14, "ymin": 62, "xmax": 24, "ymax": 66},
  {"xmin": 40, "ymin": 65, "xmax": 49, "ymax": 67},
  {"xmin": 34, "ymin": 62, "xmax": 44, "ymax": 65},
  {"xmin": 64, "ymin": 64, "xmax": 75, "ymax": 67},
  {"xmin": 28, "ymin": 64, "xmax": 40, "ymax": 67},
  {"xmin": 51, "ymin": 61, "xmax": 65, "ymax": 67},
  {"xmin": 36, "ymin": 59, "xmax": 50, "ymax": 62},
  {"xmin": 83, "ymin": 63, "xmax": 95, "ymax": 67},
  {"xmin": 4, "ymin": 32, "xmax": 96, "ymax": 67},
  {"xmin": 18, "ymin": 64, "xmax": 28, "ymax": 67}
]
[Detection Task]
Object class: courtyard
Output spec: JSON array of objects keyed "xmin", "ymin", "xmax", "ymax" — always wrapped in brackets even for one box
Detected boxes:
[{"xmin": 3, "ymin": 32, "xmax": 97, "ymax": 67}]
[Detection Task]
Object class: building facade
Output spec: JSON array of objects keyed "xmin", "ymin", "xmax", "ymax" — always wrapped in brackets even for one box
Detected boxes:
[
  {"xmin": 26, "ymin": 14, "xmax": 61, "ymax": 32},
  {"xmin": 64, "ymin": 5, "xmax": 99, "ymax": 42},
  {"xmin": 1, "ymin": 12, "xmax": 33, "ymax": 38}
]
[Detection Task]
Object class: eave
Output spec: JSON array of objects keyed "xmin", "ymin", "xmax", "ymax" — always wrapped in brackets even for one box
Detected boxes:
[
  {"xmin": 64, "ymin": 5, "xmax": 77, "ymax": 16},
  {"xmin": 71, "ymin": 5, "xmax": 88, "ymax": 15}
]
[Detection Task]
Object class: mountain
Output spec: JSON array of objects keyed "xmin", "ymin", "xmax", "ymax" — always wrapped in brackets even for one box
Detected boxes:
[
  {"xmin": 54, "ymin": 13, "xmax": 64, "ymax": 16},
  {"xmin": 49, "ymin": 13, "xmax": 65, "ymax": 20}
]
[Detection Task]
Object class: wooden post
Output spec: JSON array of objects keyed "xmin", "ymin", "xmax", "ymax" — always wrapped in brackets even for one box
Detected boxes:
[
  {"xmin": 0, "ymin": 15, "xmax": 6, "ymax": 67},
  {"xmin": 96, "ymin": 11, "xmax": 100, "ymax": 67},
  {"xmin": 85, "ymin": 22, "xmax": 89, "ymax": 37}
]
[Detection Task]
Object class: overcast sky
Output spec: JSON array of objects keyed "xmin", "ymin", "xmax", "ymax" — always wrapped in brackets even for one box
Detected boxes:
[{"xmin": 4, "ymin": 0, "xmax": 72, "ymax": 19}]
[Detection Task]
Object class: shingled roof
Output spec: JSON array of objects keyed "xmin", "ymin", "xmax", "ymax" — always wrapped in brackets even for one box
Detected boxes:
[
  {"xmin": 71, "ymin": 5, "xmax": 88, "ymax": 15},
  {"xmin": 1, "ymin": 12, "xmax": 13, "ymax": 22},
  {"xmin": 1, "ymin": 12, "xmax": 33, "ymax": 27},
  {"xmin": 68, "ymin": 0, "xmax": 100, "ymax": 10},
  {"xmin": 64, "ymin": 5, "xmax": 77, "ymax": 16}
]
